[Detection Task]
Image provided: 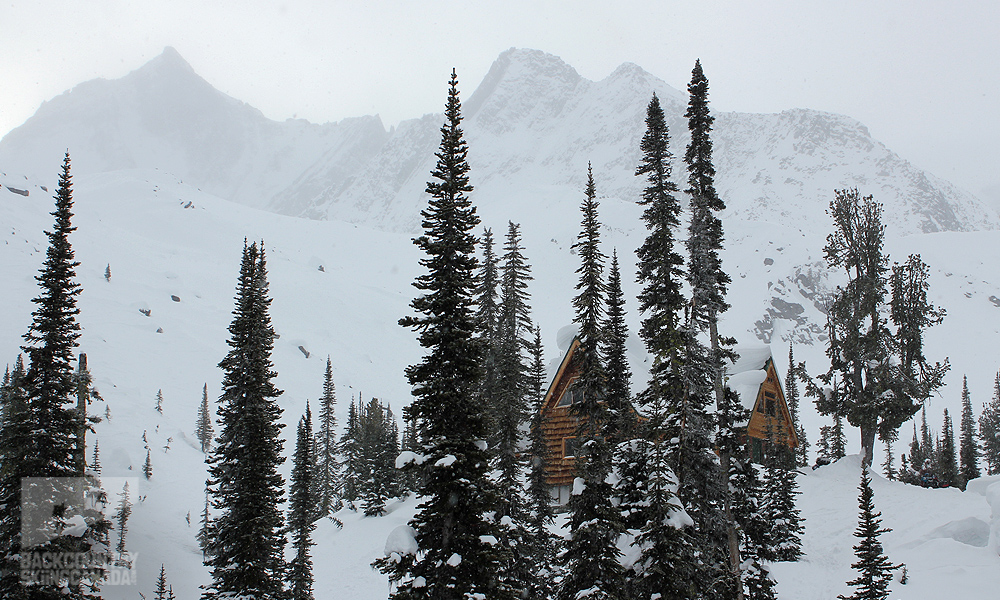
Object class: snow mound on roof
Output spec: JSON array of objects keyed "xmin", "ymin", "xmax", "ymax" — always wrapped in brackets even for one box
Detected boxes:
[{"xmin": 724, "ymin": 345, "xmax": 773, "ymax": 411}]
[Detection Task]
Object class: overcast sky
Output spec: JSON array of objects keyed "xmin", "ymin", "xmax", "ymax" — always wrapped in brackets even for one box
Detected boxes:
[{"xmin": 2, "ymin": 1, "xmax": 998, "ymax": 205}]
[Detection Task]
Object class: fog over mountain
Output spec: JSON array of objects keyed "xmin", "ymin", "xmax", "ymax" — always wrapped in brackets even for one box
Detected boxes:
[{"xmin": 2, "ymin": 47, "xmax": 996, "ymax": 235}]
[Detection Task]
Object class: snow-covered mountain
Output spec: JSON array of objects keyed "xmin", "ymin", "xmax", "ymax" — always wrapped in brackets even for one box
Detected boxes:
[
  {"xmin": 2, "ymin": 47, "xmax": 996, "ymax": 234},
  {"xmin": 2, "ymin": 47, "xmax": 1000, "ymax": 599}
]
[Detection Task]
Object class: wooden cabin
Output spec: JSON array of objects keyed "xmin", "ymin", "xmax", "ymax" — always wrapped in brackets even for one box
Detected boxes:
[
  {"xmin": 724, "ymin": 345, "xmax": 798, "ymax": 462},
  {"xmin": 538, "ymin": 341, "xmax": 798, "ymax": 503},
  {"xmin": 539, "ymin": 337, "xmax": 585, "ymax": 504}
]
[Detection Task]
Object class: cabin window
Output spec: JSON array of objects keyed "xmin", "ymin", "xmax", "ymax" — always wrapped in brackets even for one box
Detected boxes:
[
  {"xmin": 761, "ymin": 391, "xmax": 777, "ymax": 417},
  {"xmin": 556, "ymin": 382, "xmax": 583, "ymax": 407},
  {"xmin": 563, "ymin": 437, "xmax": 578, "ymax": 458}
]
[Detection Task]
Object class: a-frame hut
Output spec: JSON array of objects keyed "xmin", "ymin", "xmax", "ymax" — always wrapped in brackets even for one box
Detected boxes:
[
  {"xmin": 539, "ymin": 337, "xmax": 584, "ymax": 504},
  {"xmin": 724, "ymin": 345, "xmax": 798, "ymax": 462}
]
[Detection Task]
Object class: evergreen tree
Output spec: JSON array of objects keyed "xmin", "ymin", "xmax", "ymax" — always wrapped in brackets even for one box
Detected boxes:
[
  {"xmin": 359, "ymin": 398, "xmax": 399, "ymax": 517},
  {"xmin": 832, "ymin": 413, "xmax": 848, "ymax": 461},
  {"xmin": 155, "ymin": 389, "xmax": 164, "ymax": 414},
  {"xmin": 787, "ymin": 345, "xmax": 810, "ymax": 467},
  {"xmin": 684, "ymin": 59, "xmax": 738, "ymax": 597},
  {"xmin": 881, "ymin": 433, "xmax": 896, "ymax": 481},
  {"xmin": 492, "ymin": 221, "xmax": 535, "ymax": 597},
  {"xmin": 91, "ymin": 438, "xmax": 101, "ymax": 475},
  {"xmin": 980, "ymin": 372, "xmax": 1000, "ymax": 475},
  {"xmin": 959, "ymin": 375, "xmax": 980, "ymax": 488},
  {"xmin": 113, "ymin": 481, "xmax": 132, "ymax": 567},
  {"xmin": 195, "ymin": 383, "xmax": 214, "ymax": 453},
  {"xmin": 475, "ymin": 227, "xmax": 502, "ymax": 444},
  {"xmin": 374, "ymin": 70, "xmax": 509, "ymax": 600},
  {"xmin": 315, "ymin": 357, "xmax": 341, "ymax": 517},
  {"xmin": 202, "ymin": 241, "xmax": 285, "ymax": 600},
  {"xmin": 603, "ymin": 250, "xmax": 633, "ymax": 440},
  {"xmin": 339, "ymin": 398, "xmax": 361, "ymax": 506},
  {"xmin": 839, "ymin": 468, "xmax": 901, "ymax": 600},
  {"xmin": 920, "ymin": 405, "xmax": 933, "ymax": 464},
  {"xmin": 525, "ymin": 326, "xmax": 558, "ymax": 600},
  {"xmin": 630, "ymin": 91, "xmax": 695, "ymax": 599},
  {"xmin": 731, "ymin": 458, "xmax": 775, "ymax": 600},
  {"xmin": 154, "ymin": 564, "xmax": 170, "ymax": 600},
  {"xmin": 288, "ymin": 404, "xmax": 316, "ymax": 600},
  {"xmin": 0, "ymin": 356, "xmax": 30, "ymax": 600},
  {"xmin": 761, "ymin": 445, "xmax": 803, "ymax": 562},
  {"xmin": 143, "ymin": 448, "xmax": 153, "ymax": 479},
  {"xmin": 558, "ymin": 164, "xmax": 626, "ymax": 600},
  {"xmin": 2, "ymin": 153, "xmax": 111, "ymax": 598},
  {"xmin": 817, "ymin": 194, "xmax": 948, "ymax": 466},
  {"xmin": 197, "ymin": 489, "xmax": 211, "ymax": 559},
  {"xmin": 936, "ymin": 409, "xmax": 958, "ymax": 488}
]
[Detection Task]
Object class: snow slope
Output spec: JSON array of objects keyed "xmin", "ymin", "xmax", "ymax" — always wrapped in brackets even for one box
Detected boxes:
[{"xmin": 3, "ymin": 156, "xmax": 1000, "ymax": 599}]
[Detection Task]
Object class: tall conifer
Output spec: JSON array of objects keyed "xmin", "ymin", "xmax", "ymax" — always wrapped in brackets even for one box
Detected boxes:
[
  {"xmin": 4, "ymin": 154, "xmax": 110, "ymax": 598},
  {"xmin": 958, "ymin": 375, "xmax": 980, "ymax": 487},
  {"xmin": 684, "ymin": 59, "xmax": 737, "ymax": 596},
  {"xmin": 980, "ymin": 372, "xmax": 1000, "ymax": 475},
  {"xmin": 202, "ymin": 241, "xmax": 285, "ymax": 600},
  {"xmin": 375, "ymin": 70, "xmax": 509, "ymax": 600},
  {"xmin": 558, "ymin": 165, "xmax": 626, "ymax": 600},
  {"xmin": 525, "ymin": 326, "xmax": 557, "ymax": 599},
  {"xmin": 839, "ymin": 469, "xmax": 900, "ymax": 600},
  {"xmin": 195, "ymin": 383, "xmax": 213, "ymax": 453},
  {"xmin": 631, "ymin": 92, "xmax": 692, "ymax": 598},
  {"xmin": 315, "ymin": 357, "xmax": 340, "ymax": 517},
  {"xmin": 289, "ymin": 404, "xmax": 316, "ymax": 600}
]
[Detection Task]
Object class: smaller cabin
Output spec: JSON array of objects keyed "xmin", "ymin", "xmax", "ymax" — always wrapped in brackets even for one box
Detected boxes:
[{"xmin": 724, "ymin": 345, "xmax": 798, "ymax": 462}]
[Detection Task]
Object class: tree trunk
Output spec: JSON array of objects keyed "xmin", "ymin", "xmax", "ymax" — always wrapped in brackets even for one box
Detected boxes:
[{"xmin": 860, "ymin": 422, "xmax": 877, "ymax": 468}]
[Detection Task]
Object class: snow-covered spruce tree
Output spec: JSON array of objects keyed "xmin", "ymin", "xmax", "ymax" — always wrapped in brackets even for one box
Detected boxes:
[
  {"xmin": 786, "ymin": 345, "xmax": 810, "ymax": 467},
  {"xmin": 936, "ymin": 409, "xmax": 958, "ymax": 488},
  {"xmin": 958, "ymin": 375, "xmax": 980, "ymax": 488},
  {"xmin": 202, "ymin": 241, "xmax": 286, "ymax": 600},
  {"xmin": 314, "ymin": 356, "xmax": 341, "ymax": 518},
  {"xmin": 557, "ymin": 164, "xmax": 626, "ymax": 600},
  {"xmin": 143, "ymin": 448, "xmax": 153, "ymax": 479},
  {"xmin": 730, "ymin": 454, "xmax": 774, "ymax": 600},
  {"xmin": 839, "ymin": 468, "xmax": 901, "ymax": 600},
  {"xmin": 0, "ymin": 356, "xmax": 30, "ymax": 600},
  {"xmin": 492, "ymin": 221, "xmax": 535, "ymax": 596},
  {"xmin": 195, "ymin": 383, "xmax": 214, "ymax": 453},
  {"xmin": 761, "ymin": 443, "xmax": 803, "ymax": 562},
  {"xmin": 339, "ymin": 398, "xmax": 361, "ymax": 505},
  {"xmin": 817, "ymin": 200, "xmax": 948, "ymax": 467},
  {"xmin": 113, "ymin": 480, "xmax": 132, "ymax": 567},
  {"xmin": 604, "ymin": 251, "xmax": 641, "ymax": 531},
  {"xmin": 155, "ymin": 389, "xmax": 164, "ymax": 414},
  {"xmin": 288, "ymin": 404, "xmax": 316, "ymax": 600},
  {"xmin": 684, "ymin": 59, "xmax": 738, "ymax": 597},
  {"xmin": 154, "ymin": 564, "xmax": 170, "ymax": 600},
  {"xmin": 197, "ymin": 489, "xmax": 211, "ymax": 559},
  {"xmin": 881, "ymin": 432, "xmax": 897, "ymax": 481},
  {"xmin": 525, "ymin": 326, "xmax": 558, "ymax": 600},
  {"xmin": 980, "ymin": 372, "xmax": 1000, "ymax": 475},
  {"xmin": 475, "ymin": 227, "xmax": 502, "ymax": 446},
  {"xmin": 398, "ymin": 406, "xmax": 420, "ymax": 496},
  {"xmin": 630, "ymin": 92, "xmax": 694, "ymax": 599},
  {"xmin": 359, "ymin": 398, "xmax": 399, "ymax": 517},
  {"xmin": 374, "ymin": 70, "xmax": 510, "ymax": 600},
  {"xmin": 5, "ymin": 154, "xmax": 111, "ymax": 599}
]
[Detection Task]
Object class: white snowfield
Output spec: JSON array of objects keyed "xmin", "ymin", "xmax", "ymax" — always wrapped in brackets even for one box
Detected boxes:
[{"xmin": 1, "ymin": 46, "xmax": 1000, "ymax": 599}]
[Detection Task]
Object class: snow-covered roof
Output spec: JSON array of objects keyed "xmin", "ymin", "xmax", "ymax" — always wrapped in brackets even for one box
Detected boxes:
[{"xmin": 724, "ymin": 344, "xmax": 773, "ymax": 413}]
